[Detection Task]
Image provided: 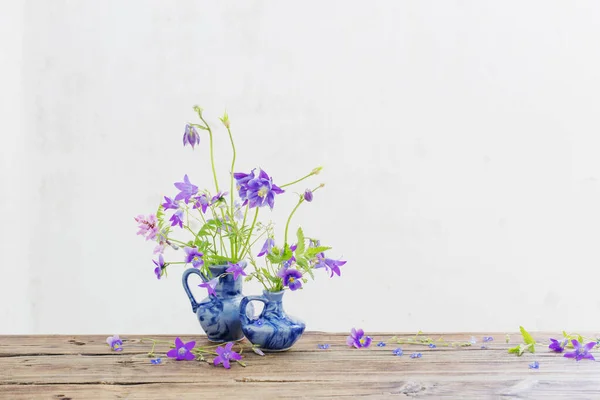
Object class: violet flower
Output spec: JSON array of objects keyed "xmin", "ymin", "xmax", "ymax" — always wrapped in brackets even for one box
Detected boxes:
[
  {"xmin": 226, "ymin": 262, "xmax": 247, "ymax": 280},
  {"xmin": 153, "ymin": 254, "xmax": 165, "ymax": 280},
  {"xmin": 167, "ymin": 337, "xmax": 196, "ymax": 361},
  {"xmin": 233, "ymin": 170, "xmax": 255, "ymax": 202},
  {"xmin": 183, "ymin": 124, "xmax": 200, "ymax": 149},
  {"xmin": 279, "ymin": 268, "xmax": 303, "ymax": 291},
  {"xmin": 150, "ymin": 358, "xmax": 162, "ymax": 365},
  {"xmin": 193, "ymin": 194, "xmax": 210, "ymax": 214},
  {"xmin": 377, "ymin": 341, "xmax": 386, "ymax": 347},
  {"xmin": 161, "ymin": 196, "xmax": 178, "ymax": 211},
  {"xmin": 318, "ymin": 344, "xmax": 330, "ymax": 350},
  {"xmin": 211, "ymin": 191, "xmax": 228, "ymax": 204},
  {"xmin": 393, "ymin": 348, "xmax": 403, "ymax": 356},
  {"xmin": 483, "ymin": 336, "xmax": 494, "ymax": 343},
  {"xmin": 410, "ymin": 352, "xmax": 422, "ymax": 359},
  {"xmin": 245, "ymin": 169, "xmax": 284, "ymax": 209},
  {"xmin": 213, "ymin": 342, "xmax": 242, "ymax": 369},
  {"xmin": 169, "ymin": 209, "xmax": 184, "ymax": 228},
  {"xmin": 199, "ymin": 277, "xmax": 219, "ymax": 296},
  {"xmin": 429, "ymin": 343, "xmax": 437, "ymax": 348},
  {"xmin": 564, "ymin": 340, "xmax": 596, "ymax": 361},
  {"xmin": 257, "ymin": 238, "xmax": 275, "ymax": 257},
  {"xmin": 174, "ymin": 174, "xmax": 198, "ymax": 203},
  {"xmin": 106, "ymin": 335, "xmax": 123, "ymax": 352},
  {"xmin": 134, "ymin": 214, "xmax": 159, "ymax": 241},
  {"xmin": 529, "ymin": 361, "xmax": 539, "ymax": 369},
  {"xmin": 549, "ymin": 338, "xmax": 568, "ymax": 353},
  {"xmin": 184, "ymin": 247, "xmax": 204, "ymax": 268},
  {"xmin": 346, "ymin": 328, "xmax": 372, "ymax": 349},
  {"xmin": 304, "ymin": 189, "xmax": 313, "ymax": 202}
]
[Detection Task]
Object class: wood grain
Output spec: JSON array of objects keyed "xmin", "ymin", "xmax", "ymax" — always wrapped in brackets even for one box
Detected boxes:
[{"xmin": 1, "ymin": 332, "xmax": 599, "ymax": 399}]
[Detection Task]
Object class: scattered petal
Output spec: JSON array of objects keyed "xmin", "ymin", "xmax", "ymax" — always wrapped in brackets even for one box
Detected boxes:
[
  {"xmin": 529, "ymin": 361, "xmax": 539, "ymax": 369},
  {"xmin": 318, "ymin": 344, "xmax": 330, "ymax": 350},
  {"xmin": 150, "ymin": 358, "xmax": 162, "ymax": 365},
  {"xmin": 410, "ymin": 352, "xmax": 422, "ymax": 359},
  {"xmin": 377, "ymin": 341, "xmax": 386, "ymax": 347}
]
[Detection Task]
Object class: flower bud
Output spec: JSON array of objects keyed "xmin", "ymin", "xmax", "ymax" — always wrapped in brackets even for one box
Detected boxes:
[
  {"xmin": 304, "ymin": 189, "xmax": 313, "ymax": 202},
  {"xmin": 311, "ymin": 166, "xmax": 323, "ymax": 175},
  {"xmin": 220, "ymin": 112, "xmax": 230, "ymax": 129}
]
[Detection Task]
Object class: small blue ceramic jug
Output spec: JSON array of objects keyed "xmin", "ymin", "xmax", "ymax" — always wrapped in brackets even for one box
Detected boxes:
[
  {"xmin": 182, "ymin": 262, "xmax": 251, "ymax": 343},
  {"xmin": 239, "ymin": 290, "xmax": 306, "ymax": 351}
]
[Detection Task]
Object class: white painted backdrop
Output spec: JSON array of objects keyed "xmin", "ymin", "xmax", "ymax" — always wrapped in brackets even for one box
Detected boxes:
[{"xmin": 2, "ymin": 1, "xmax": 600, "ymax": 335}]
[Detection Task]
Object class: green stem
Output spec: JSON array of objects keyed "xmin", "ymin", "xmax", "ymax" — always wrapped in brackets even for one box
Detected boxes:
[
  {"xmin": 226, "ymin": 126, "xmax": 237, "ymax": 256},
  {"xmin": 199, "ymin": 115, "xmax": 219, "ymax": 193},
  {"xmin": 279, "ymin": 172, "xmax": 314, "ymax": 189},
  {"xmin": 284, "ymin": 198, "xmax": 303, "ymax": 244},
  {"xmin": 240, "ymin": 208, "xmax": 259, "ymax": 259}
]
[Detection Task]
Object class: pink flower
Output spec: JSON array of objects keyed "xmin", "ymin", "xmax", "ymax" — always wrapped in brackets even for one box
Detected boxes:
[{"xmin": 134, "ymin": 214, "xmax": 159, "ymax": 241}]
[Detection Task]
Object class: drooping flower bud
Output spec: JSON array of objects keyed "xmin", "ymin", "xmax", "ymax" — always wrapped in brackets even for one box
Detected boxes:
[{"xmin": 304, "ymin": 189, "xmax": 313, "ymax": 202}]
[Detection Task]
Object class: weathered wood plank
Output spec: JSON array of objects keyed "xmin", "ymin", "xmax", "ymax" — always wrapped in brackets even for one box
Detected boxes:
[{"xmin": 0, "ymin": 333, "xmax": 599, "ymax": 399}]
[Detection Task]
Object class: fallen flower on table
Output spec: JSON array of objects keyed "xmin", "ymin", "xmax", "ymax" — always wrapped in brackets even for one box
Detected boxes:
[
  {"xmin": 214, "ymin": 342, "xmax": 243, "ymax": 369},
  {"xmin": 150, "ymin": 358, "xmax": 162, "ymax": 365},
  {"xmin": 392, "ymin": 348, "xmax": 403, "ymax": 356},
  {"xmin": 428, "ymin": 343, "xmax": 436, "ymax": 349},
  {"xmin": 483, "ymin": 336, "xmax": 494, "ymax": 343},
  {"xmin": 252, "ymin": 346, "xmax": 265, "ymax": 356},
  {"xmin": 549, "ymin": 338, "xmax": 568, "ymax": 353},
  {"xmin": 346, "ymin": 328, "xmax": 372, "ymax": 349},
  {"xmin": 410, "ymin": 352, "xmax": 422, "ymax": 359},
  {"xmin": 167, "ymin": 337, "xmax": 196, "ymax": 361},
  {"xmin": 318, "ymin": 344, "xmax": 330, "ymax": 350},
  {"xmin": 377, "ymin": 341, "xmax": 386, "ymax": 347},
  {"xmin": 106, "ymin": 335, "xmax": 123, "ymax": 352},
  {"xmin": 529, "ymin": 361, "xmax": 539, "ymax": 369},
  {"xmin": 564, "ymin": 340, "xmax": 596, "ymax": 362}
]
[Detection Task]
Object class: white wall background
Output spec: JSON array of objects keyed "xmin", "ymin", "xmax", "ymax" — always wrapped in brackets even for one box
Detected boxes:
[{"xmin": 2, "ymin": 0, "xmax": 600, "ymax": 335}]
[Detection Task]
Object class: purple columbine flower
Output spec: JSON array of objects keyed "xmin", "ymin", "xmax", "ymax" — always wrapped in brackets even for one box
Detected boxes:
[
  {"xmin": 134, "ymin": 214, "xmax": 159, "ymax": 241},
  {"xmin": 174, "ymin": 174, "xmax": 198, "ymax": 203},
  {"xmin": 564, "ymin": 340, "xmax": 596, "ymax": 361},
  {"xmin": 167, "ymin": 337, "xmax": 196, "ymax": 361},
  {"xmin": 183, "ymin": 124, "xmax": 200, "ymax": 149},
  {"xmin": 192, "ymin": 194, "xmax": 210, "ymax": 214},
  {"xmin": 184, "ymin": 247, "xmax": 204, "ymax": 268},
  {"xmin": 211, "ymin": 191, "xmax": 228, "ymax": 204},
  {"xmin": 529, "ymin": 361, "xmax": 539, "ymax": 369},
  {"xmin": 169, "ymin": 209, "xmax": 184, "ymax": 228},
  {"xmin": 549, "ymin": 338, "xmax": 568, "ymax": 353},
  {"xmin": 245, "ymin": 169, "xmax": 284, "ymax": 209},
  {"xmin": 304, "ymin": 189, "xmax": 313, "ymax": 202},
  {"xmin": 199, "ymin": 277, "xmax": 219, "ymax": 296},
  {"xmin": 233, "ymin": 170, "xmax": 256, "ymax": 202},
  {"xmin": 153, "ymin": 254, "xmax": 165, "ymax": 279},
  {"xmin": 150, "ymin": 358, "xmax": 162, "ymax": 365},
  {"xmin": 318, "ymin": 344, "xmax": 330, "ymax": 350},
  {"xmin": 257, "ymin": 239, "xmax": 275, "ymax": 258},
  {"xmin": 162, "ymin": 196, "xmax": 179, "ymax": 210},
  {"xmin": 346, "ymin": 328, "xmax": 372, "ymax": 349},
  {"xmin": 214, "ymin": 342, "xmax": 242, "ymax": 369},
  {"xmin": 278, "ymin": 268, "xmax": 303, "ymax": 291},
  {"xmin": 315, "ymin": 254, "xmax": 346, "ymax": 278},
  {"xmin": 226, "ymin": 262, "xmax": 247, "ymax": 280},
  {"xmin": 106, "ymin": 335, "xmax": 123, "ymax": 352},
  {"xmin": 393, "ymin": 348, "xmax": 403, "ymax": 356}
]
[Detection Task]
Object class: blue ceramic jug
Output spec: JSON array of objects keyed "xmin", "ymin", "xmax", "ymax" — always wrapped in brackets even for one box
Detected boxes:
[
  {"xmin": 182, "ymin": 262, "xmax": 251, "ymax": 343},
  {"xmin": 239, "ymin": 290, "xmax": 305, "ymax": 351}
]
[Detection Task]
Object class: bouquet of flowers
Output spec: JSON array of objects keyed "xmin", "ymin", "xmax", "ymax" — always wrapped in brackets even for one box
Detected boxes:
[{"xmin": 135, "ymin": 106, "xmax": 346, "ymax": 294}]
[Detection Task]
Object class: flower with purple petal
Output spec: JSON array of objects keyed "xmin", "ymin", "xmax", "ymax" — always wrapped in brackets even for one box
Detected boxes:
[
  {"xmin": 134, "ymin": 214, "xmax": 159, "ymax": 241},
  {"xmin": 282, "ymin": 256, "xmax": 296, "ymax": 269},
  {"xmin": 393, "ymin": 348, "xmax": 403, "ymax": 356},
  {"xmin": 469, "ymin": 336, "xmax": 477, "ymax": 345},
  {"xmin": 169, "ymin": 209, "xmax": 184, "ymax": 228},
  {"xmin": 233, "ymin": 170, "xmax": 256, "ymax": 202},
  {"xmin": 213, "ymin": 342, "xmax": 242, "ymax": 369},
  {"xmin": 529, "ymin": 361, "xmax": 539, "ymax": 369},
  {"xmin": 211, "ymin": 191, "xmax": 228, "ymax": 204},
  {"xmin": 150, "ymin": 358, "xmax": 162, "ymax": 365},
  {"xmin": 549, "ymin": 338, "xmax": 568, "ymax": 353},
  {"xmin": 199, "ymin": 277, "xmax": 219, "ymax": 296},
  {"xmin": 167, "ymin": 337, "xmax": 196, "ymax": 361},
  {"xmin": 278, "ymin": 268, "xmax": 303, "ymax": 291},
  {"xmin": 192, "ymin": 194, "xmax": 210, "ymax": 214},
  {"xmin": 245, "ymin": 169, "xmax": 284, "ymax": 209},
  {"xmin": 564, "ymin": 340, "xmax": 596, "ymax": 361},
  {"xmin": 153, "ymin": 254, "xmax": 165, "ymax": 279},
  {"xmin": 377, "ymin": 341, "xmax": 386, "ymax": 347},
  {"xmin": 483, "ymin": 336, "xmax": 494, "ymax": 343},
  {"xmin": 428, "ymin": 343, "xmax": 437, "ymax": 348},
  {"xmin": 226, "ymin": 262, "xmax": 247, "ymax": 280},
  {"xmin": 106, "ymin": 335, "xmax": 123, "ymax": 352},
  {"xmin": 162, "ymin": 196, "xmax": 179, "ymax": 210},
  {"xmin": 154, "ymin": 230, "xmax": 169, "ymax": 255},
  {"xmin": 314, "ymin": 254, "xmax": 346, "ymax": 278},
  {"xmin": 410, "ymin": 352, "xmax": 422, "ymax": 359},
  {"xmin": 174, "ymin": 174, "xmax": 198, "ymax": 203},
  {"xmin": 183, "ymin": 124, "xmax": 200, "ymax": 149},
  {"xmin": 257, "ymin": 238, "xmax": 275, "ymax": 257},
  {"xmin": 304, "ymin": 189, "xmax": 313, "ymax": 202},
  {"xmin": 184, "ymin": 247, "xmax": 204, "ymax": 268},
  {"xmin": 346, "ymin": 328, "xmax": 372, "ymax": 349},
  {"xmin": 318, "ymin": 344, "xmax": 330, "ymax": 350}
]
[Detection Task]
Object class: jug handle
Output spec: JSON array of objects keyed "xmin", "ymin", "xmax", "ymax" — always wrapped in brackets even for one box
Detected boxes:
[
  {"xmin": 239, "ymin": 295, "xmax": 267, "ymax": 326},
  {"xmin": 182, "ymin": 268, "xmax": 210, "ymax": 313}
]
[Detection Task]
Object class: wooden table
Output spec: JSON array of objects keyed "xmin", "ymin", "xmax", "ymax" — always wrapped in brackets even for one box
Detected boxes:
[{"xmin": 1, "ymin": 332, "xmax": 599, "ymax": 399}]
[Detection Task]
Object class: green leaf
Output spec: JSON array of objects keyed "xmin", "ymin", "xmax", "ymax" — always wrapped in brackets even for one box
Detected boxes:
[
  {"xmin": 296, "ymin": 227, "xmax": 306, "ymax": 255},
  {"xmin": 520, "ymin": 326, "xmax": 535, "ymax": 345},
  {"xmin": 305, "ymin": 246, "xmax": 332, "ymax": 258}
]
